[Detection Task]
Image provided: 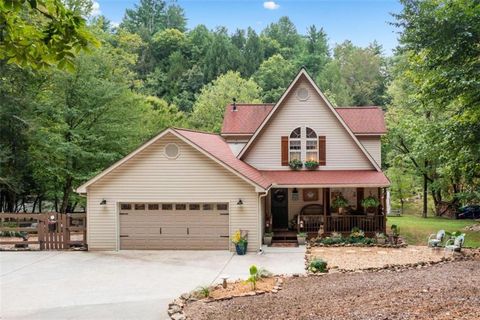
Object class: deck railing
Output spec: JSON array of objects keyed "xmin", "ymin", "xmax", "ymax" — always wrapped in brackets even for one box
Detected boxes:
[{"xmin": 324, "ymin": 215, "xmax": 385, "ymax": 233}]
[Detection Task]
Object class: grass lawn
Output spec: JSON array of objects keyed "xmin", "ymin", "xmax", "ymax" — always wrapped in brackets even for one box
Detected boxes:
[{"xmin": 387, "ymin": 215, "xmax": 480, "ymax": 248}]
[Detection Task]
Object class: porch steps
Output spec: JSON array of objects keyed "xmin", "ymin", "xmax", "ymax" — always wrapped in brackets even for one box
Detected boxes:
[{"xmin": 271, "ymin": 231, "xmax": 298, "ymax": 247}]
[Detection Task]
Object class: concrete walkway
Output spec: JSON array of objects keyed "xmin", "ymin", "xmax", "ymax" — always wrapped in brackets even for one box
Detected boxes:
[{"xmin": 0, "ymin": 247, "xmax": 305, "ymax": 320}]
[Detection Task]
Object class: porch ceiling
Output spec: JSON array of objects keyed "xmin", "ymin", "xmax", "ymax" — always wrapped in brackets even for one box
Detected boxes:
[{"xmin": 260, "ymin": 170, "xmax": 390, "ymax": 187}]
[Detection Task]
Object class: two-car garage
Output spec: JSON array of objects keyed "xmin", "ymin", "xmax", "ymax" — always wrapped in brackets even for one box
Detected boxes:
[{"xmin": 118, "ymin": 202, "xmax": 230, "ymax": 250}]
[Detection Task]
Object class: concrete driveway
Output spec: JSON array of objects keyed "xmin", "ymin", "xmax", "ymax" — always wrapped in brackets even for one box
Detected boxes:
[{"xmin": 0, "ymin": 247, "xmax": 305, "ymax": 319}]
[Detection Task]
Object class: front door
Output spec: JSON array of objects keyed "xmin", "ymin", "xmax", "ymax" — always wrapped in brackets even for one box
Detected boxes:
[{"xmin": 271, "ymin": 188, "xmax": 289, "ymax": 229}]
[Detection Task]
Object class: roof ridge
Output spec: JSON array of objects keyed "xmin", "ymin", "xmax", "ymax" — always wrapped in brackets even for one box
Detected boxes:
[{"xmin": 172, "ymin": 127, "xmax": 220, "ymax": 136}]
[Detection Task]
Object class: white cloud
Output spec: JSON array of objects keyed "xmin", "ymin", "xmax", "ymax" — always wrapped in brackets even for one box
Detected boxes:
[
  {"xmin": 263, "ymin": 1, "xmax": 280, "ymax": 10},
  {"xmin": 91, "ymin": 1, "xmax": 101, "ymax": 16}
]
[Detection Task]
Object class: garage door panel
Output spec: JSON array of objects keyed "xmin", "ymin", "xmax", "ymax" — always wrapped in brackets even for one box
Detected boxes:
[{"xmin": 119, "ymin": 202, "xmax": 229, "ymax": 250}]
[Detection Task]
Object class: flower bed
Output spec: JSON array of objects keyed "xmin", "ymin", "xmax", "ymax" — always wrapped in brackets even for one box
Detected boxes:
[{"xmin": 167, "ymin": 277, "xmax": 284, "ymax": 320}]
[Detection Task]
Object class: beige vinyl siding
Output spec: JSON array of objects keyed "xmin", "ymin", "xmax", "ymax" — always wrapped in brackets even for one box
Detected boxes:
[
  {"xmin": 227, "ymin": 142, "xmax": 247, "ymax": 156},
  {"xmin": 358, "ymin": 137, "xmax": 381, "ymax": 167},
  {"xmin": 243, "ymin": 77, "xmax": 373, "ymax": 170},
  {"xmin": 86, "ymin": 133, "xmax": 259, "ymax": 251}
]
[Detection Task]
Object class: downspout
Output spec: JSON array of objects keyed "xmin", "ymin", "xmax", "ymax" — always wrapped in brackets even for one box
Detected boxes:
[{"xmin": 257, "ymin": 188, "xmax": 270, "ymax": 252}]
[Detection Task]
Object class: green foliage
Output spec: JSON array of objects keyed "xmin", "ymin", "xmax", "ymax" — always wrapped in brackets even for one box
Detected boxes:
[
  {"xmin": 304, "ymin": 160, "xmax": 319, "ymax": 170},
  {"xmin": 253, "ymin": 54, "xmax": 296, "ymax": 102},
  {"xmin": 331, "ymin": 195, "xmax": 348, "ymax": 209},
  {"xmin": 288, "ymin": 159, "xmax": 303, "ymax": 170},
  {"xmin": 189, "ymin": 71, "xmax": 261, "ymax": 132},
  {"xmin": 308, "ymin": 259, "xmax": 327, "ymax": 273},
  {"xmin": 386, "ymin": 0, "xmax": 480, "ymax": 214},
  {"xmin": 195, "ymin": 286, "xmax": 211, "ymax": 298},
  {"xmin": 0, "ymin": 0, "xmax": 99, "ymax": 70},
  {"xmin": 361, "ymin": 196, "xmax": 380, "ymax": 209},
  {"xmin": 120, "ymin": 0, "xmax": 186, "ymax": 39},
  {"xmin": 246, "ymin": 265, "xmax": 259, "ymax": 290}
]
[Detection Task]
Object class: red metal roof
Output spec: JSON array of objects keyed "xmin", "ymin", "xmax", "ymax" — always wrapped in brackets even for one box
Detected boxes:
[
  {"xmin": 336, "ymin": 107, "xmax": 387, "ymax": 134},
  {"xmin": 221, "ymin": 104, "xmax": 274, "ymax": 134},
  {"xmin": 220, "ymin": 104, "xmax": 386, "ymax": 135},
  {"xmin": 260, "ymin": 170, "xmax": 390, "ymax": 187},
  {"xmin": 173, "ymin": 128, "xmax": 389, "ymax": 189},
  {"xmin": 173, "ymin": 128, "xmax": 271, "ymax": 189}
]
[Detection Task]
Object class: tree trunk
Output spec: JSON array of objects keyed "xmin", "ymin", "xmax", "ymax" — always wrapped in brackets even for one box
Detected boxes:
[
  {"xmin": 400, "ymin": 199, "xmax": 404, "ymax": 215},
  {"xmin": 422, "ymin": 174, "xmax": 428, "ymax": 218},
  {"xmin": 60, "ymin": 176, "xmax": 73, "ymax": 214}
]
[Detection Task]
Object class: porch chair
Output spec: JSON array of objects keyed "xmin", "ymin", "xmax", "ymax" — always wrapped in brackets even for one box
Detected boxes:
[
  {"xmin": 444, "ymin": 234, "xmax": 465, "ymax": 254},
  {"xmin": 427, "ymin": 230, "xmax": 445, "ymax": 248}
]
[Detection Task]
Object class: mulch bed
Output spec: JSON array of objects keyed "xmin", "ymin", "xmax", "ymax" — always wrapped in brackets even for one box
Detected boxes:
[{"xmin": 183, "ymin": 259, "xmax": 480, "ymax": 320}]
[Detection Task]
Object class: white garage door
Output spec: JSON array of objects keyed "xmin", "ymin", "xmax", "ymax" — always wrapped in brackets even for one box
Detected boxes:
[{"xmin": 119, "ymin": 202, "xmax": 229, "ymax": 250}]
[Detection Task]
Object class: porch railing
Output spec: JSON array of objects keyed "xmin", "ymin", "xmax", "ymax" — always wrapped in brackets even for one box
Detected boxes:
[{"xmin": 324, "ymin": 215, "xmax": 385, "ymax": 234}]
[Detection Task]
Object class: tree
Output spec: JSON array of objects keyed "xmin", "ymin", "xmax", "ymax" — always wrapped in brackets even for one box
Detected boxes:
[
  {"xmin": 253, "ymin": 54, "xmax": 296, "ymax": 103},
  {"xmin": 262, "ymin": 17, "xmax": 301, "ymax": 59},
  {"xmin": 190, "ymin": 71, "xmax": 261, "ymax": 132},
  {"xmin": 0, "ymin": 0, "xmax": 98, "ymax": 70},
  {"xmin": 297, "ymin": 25, "xmax": 330, "ymax": 78},
  {"xmin": 385, "ymin": 0, "xmax": 480, "ymax": 215},
  {"xmin": 316, "ymin": 41, "xmax": 386, "ymax": 106},
  {"xmin": 28, "ymin": 38, "xmax": 155, "ymax": 213},
  {"xmin": 120, "ymin": 0, "xmax": 185, "ymax": 39}
]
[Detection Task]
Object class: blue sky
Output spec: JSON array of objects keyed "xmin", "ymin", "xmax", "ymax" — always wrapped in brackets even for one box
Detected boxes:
[{"xmin": 96, "ymin": 0, "xmax": 402, "ymax": 55}]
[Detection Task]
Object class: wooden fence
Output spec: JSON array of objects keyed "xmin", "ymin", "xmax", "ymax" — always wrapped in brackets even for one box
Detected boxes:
[{"xmin": 0, "ymin": 212, "xmax": 86, "ymax": 250}]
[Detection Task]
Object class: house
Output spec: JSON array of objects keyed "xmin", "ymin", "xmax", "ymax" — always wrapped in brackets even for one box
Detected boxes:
[{"xmin": 76, "ymin": 69, "xmax": 389, "ymax": 252}]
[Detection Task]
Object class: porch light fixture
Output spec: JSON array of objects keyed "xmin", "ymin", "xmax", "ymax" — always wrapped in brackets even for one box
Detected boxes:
[
  {"xmin": 100, "ymin": 199, "xmax": 107, "ymax": 205},
  {"xmin": 237, "ymin": 199, "xmax": 243, "ymax": 206},
  {"xmin": 292, "ymin": 188, "xmax": 298, "ymax": 195}
]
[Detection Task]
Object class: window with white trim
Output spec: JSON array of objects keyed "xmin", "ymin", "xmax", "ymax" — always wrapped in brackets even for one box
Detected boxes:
[
  {"xmin": 289, "ymin": 127, "xmax": 301, "ymax": 161},
  {"xmin": 306, "ymin": 127, "xmax": 318, "ymax": 162}
]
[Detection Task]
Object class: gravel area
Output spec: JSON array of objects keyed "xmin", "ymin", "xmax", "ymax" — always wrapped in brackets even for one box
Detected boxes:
[
  {"xmin": 309, "ymin": 246, "xmax": 446, "ymax": 270},
  {"xmin": 184, "ymin": 260, "xmax": 480, "ymax": 320}
]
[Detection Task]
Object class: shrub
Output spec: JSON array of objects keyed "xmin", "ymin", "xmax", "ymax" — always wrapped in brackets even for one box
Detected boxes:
[
  {"xmin": 349, "ymin": 227, "xmax": 365, "ymax": 239},
  {"xmin": 196, "ymin": 286, "xmax": 211, "ymax": 298},
  {"xmin": 246, "ymin": 265, "xmax": 259, "ymax": 290},
  {"xmin": 309, "ymin": 259, "xmax": 328, "ymax": 273}
]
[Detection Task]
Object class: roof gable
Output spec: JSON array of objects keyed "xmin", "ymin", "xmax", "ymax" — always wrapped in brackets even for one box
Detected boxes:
[
  {"xmin": 237, "ymin": 69, "xmax": 382, "ymax": 171},
  {"xmin": 76, "ymin": 128, "xmax": 269, "ymax": 193}
]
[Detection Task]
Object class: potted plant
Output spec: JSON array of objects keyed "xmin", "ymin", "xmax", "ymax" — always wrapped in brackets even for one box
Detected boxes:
[
  {"xmin": 288, "ymin": 159, "xmax": 303, "ymax": 170},
  {"xmin": 304, "ymin": 160, "xmax": 319, "ymax": 170},
  {"xmin": 232, "ymin": 230, "xmax": 248, "ymax": 255},
  {"xmin": 361, "ymin": 196, "xmax": 380, "ymax": 213},
  {"xmin": 263, "ymin": 232, "xmax": 273, "ymax": 245},
  {"xmin": 297, "ymin": 232, "xmax": 307, "ymax": 245},
  {"xmin": 332, "ymin": 195, "xmax": 348, "ymax": 214},
  {"xmin": 375, "ymin": 232, "xmax": 387, "ymax": 244}
]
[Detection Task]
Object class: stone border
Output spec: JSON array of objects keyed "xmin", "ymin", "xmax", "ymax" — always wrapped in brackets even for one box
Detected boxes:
[
  {"xmin": 167, "ymin": 277, "xmax": 284, "ymax": 320},
  {"xmin": 305, "ymin": 248, "xmax": 480, "ymax": 276}
]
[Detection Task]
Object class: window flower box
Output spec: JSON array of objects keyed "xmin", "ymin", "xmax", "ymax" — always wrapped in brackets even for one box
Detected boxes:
[
  {"xmin": 288, "ymin": 159, "xmax": 303, "ymax": 170},
  {"xmin": 304, "ymin": 160, "xmax": 319, "ymax": 170}
]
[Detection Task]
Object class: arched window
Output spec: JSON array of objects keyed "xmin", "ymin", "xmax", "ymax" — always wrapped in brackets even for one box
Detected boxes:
[
  {"xmin": 289, "ymin": 127, "xmax": 301, "ymax": 161},
  {"xmin": 288, "ymin": 127, "xmax": 318, "ymax": 162},
  {"xmin": 306, "ymin": 127, "xmax": 318, "ymax": 161}
]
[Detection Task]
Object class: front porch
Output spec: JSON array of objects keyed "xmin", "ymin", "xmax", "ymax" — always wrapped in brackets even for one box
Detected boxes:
[{"xmin": 263, "ymin": 187, "xmax": 387, "ymax": 241}]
